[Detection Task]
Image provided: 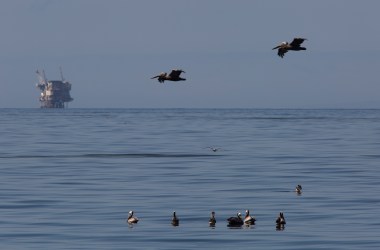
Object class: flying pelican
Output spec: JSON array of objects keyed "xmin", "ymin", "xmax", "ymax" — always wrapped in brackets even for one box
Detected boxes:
[
  {"xmin": 127, "ymin": 210, "xmax": 139, "ymax": 224},
  {"xmin": 227, "ymin": 212, "xmax": 244, "ymax": 227},
  {"xmin": 244, "ymin": 209, "xmax": 256, "ymax": 225},
  {"xmin": 151, "ymin": 69, "xmax": 186, "ymax": 83},
  {"xmin": 209, "ymin": 211, "xmax": 216, "ymax": 227},
  {"xmin": 272, "ymin": 38, "xmax": 307, "ymax": 58},
  {"xmin": 171, "ymin": 211, "xmax": 179, "ymax": 226}
]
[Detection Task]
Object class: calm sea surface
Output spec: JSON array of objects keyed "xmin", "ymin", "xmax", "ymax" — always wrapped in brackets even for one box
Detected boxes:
[{"xmin": 0, "ymin": 109, "xmax": 379, "ymax": 249}]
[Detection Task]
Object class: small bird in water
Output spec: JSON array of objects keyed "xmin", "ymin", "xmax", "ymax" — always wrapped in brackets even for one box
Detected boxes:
[
  {"xmin": 244, "ymin": 209, "xmax": 256, "ymax": 225},
  {"xmin": 227, "ymin": 212, "xmax": 244, "ymax": 227},
  {"xmin": 295, "ymin": 184, "xmax": 302, "ymax": 194},
  {"xmin": 206, "ymin": 147, "xmax": 221, "ymax": 152},
  {"xmin": 171, "ymin": 211, "xmax": 179, "ymax": 226},
  {"xmin": 127, "ymin": 210, "xmax": 139, "ymax": 224},
  {"xmin": 209, "ymin": 211, "xmax": 216, "ymax": 227},
  {"xmin": 276, "ymin": 212, "xmax": 286, "ymax": 230},
  {"xmin": 151, "ymin": 69, "xmax": 186, "ymax": 83},
  {"xmin": 272, "ymin": 38, "xmax": 307, "ymax": 58}
]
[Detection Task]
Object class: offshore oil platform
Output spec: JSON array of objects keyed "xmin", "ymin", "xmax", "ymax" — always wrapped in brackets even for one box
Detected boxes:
[{"xmin": 36, "ymin": 67, "xmax": 73, "ymax": 108}]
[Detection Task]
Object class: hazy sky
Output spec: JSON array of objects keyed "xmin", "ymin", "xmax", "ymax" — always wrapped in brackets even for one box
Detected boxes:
[{"xmin": 1, "ymin": 0, "xmax": 379, "ymax": 108}]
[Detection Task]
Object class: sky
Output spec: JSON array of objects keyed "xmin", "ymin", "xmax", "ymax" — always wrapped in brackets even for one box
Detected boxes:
[{"xmin": 0, "ymin": 0, "xmax": 379, "ymax": 108}]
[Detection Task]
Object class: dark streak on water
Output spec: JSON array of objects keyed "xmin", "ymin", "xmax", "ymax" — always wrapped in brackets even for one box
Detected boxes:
[{"xmin": 0, "ymin": 109, "xmax": 380, "ymax": 249}]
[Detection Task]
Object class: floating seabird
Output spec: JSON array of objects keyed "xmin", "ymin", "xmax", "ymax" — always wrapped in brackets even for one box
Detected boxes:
[
  {"xmin": 171, "ymin": 211, "xmax": 179, "ymax": 226},
  {"xmin": 276, "ymin": 212, "xmax": 286, "ymax": 230},
  {"xmin": 272, "ymin": 38, "xmax": 307, "ymax": 58},
  {"xmin": 227, "ymin": 212, "xmax": 244, "ymax": 227},
  {"xmin": 151, "ymin": 69, "xmax": 186, "ymax": 83},
  {"xmin": 276, "ymin": 212, "xmax": 286, "ymax": 225},
  {"xmin": 209, "ymin": 211, "xmax": 216, "ymax": 226},
  {"xmin": 206, "ymin": 147, "xmax": 220, "ymax": 152},
  {"xmin": 127, "ymin": 210, "xmax": 139, "ymax": 224},
  {"xmin": 295, "ymin": 184, "xmax": 302, "ymax": 194},
  {"xmin": 244, "ymin": 209, "xmax": 256, "ymax": 225}
]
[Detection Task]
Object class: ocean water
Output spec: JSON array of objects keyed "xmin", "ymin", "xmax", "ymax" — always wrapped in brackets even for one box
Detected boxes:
[{"xmin": 0, "ymin": 109, "xmax": 379, "ymax": 249}]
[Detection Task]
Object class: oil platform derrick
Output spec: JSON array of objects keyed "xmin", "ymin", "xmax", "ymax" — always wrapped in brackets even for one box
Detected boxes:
[{"xmin": 36, "ymin": 67, "xmax": 73, "ymax": 108}]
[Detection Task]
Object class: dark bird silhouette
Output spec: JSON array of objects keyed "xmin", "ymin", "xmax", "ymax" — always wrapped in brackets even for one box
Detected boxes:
[
  {"xmin": 272, "ymin": 38, "xmax": 307, "ymax": 58},
  {"xmin": 276, "ymin": 212, "xmax": 286, "ymax": 230},
  {"xmin": 151, "ymin": 69, "xmax": 186, "ymax": 83},
  {"xmin": 244, "ymin": 209, "xmax": 256, "ymax": 225},
  {"xmin": 171, "ymin": 211, "xmax": 179, "ymax": 226},
  {"xmin": 276, "ymin": 212, "xmax": 286, "ymax": 225},
  {"xmin": 227, "ymin": 212, "xmax": 244, "ymax": 227},
  {"xmin": 209, "ymin": 211, "xmax": 216, "ymax": 227},
  {"xmin": 295, "ymin": 184, "xmax": 302, "ymax": 194},
  {"xmin": 127, "ymin": 210, "xmax": 139, "ymax": 224}
]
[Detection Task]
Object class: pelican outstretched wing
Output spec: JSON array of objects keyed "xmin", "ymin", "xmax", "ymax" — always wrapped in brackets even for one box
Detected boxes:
[
  {"xmin": 169, "ymin": 69, "xmax": 185, "ymax": 78},
  {"xmin": 290, "ymin": 38, "xmax": 307, "ymax": 47},
  {"xmin": 277, "ymin": 48, "xmax": 288, "ymax": 58}
]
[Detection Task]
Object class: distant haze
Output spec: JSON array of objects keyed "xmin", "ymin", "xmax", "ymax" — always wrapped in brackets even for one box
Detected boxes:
[{"xmin": 1, "ymin": 0, "xmax": 379, "ymax": 108}]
